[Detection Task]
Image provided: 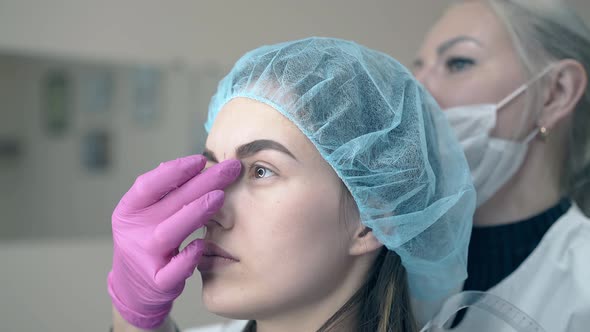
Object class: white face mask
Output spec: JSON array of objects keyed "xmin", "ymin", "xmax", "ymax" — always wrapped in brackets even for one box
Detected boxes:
[{"xmin": 444, "ymin": 66, "xmax": 554, "ymax": 207}]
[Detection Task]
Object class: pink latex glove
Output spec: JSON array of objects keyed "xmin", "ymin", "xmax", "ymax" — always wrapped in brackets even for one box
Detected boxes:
[{"xmin": 107, "ymin": 155, "xmax": 241, "ymax": 329}]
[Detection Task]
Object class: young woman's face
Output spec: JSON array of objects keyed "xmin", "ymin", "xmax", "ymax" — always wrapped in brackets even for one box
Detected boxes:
[
  {"xmin": 200, "ymin": 97, "xmax": 361, "ymax": 320},
  {"xmin": 413, "ymin": 1, "xmax": 534, "ymax": 140}
]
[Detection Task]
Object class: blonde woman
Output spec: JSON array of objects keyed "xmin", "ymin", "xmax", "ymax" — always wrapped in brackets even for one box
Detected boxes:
[{"xmin": 414, "ymin": 1, "xmax": 590, "ymax": 330}]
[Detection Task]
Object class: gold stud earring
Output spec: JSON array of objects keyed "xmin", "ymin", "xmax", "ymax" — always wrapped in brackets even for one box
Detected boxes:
[{"xmin": 539, "ymin": 126, "xmax": 549, "ymax": 140}]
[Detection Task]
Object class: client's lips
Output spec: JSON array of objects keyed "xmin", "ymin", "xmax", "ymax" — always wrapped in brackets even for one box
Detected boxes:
[
  {"xmin": 198, "ymin": 242, "xmax": 239, "ymax": 272},
  {"xmin": 202, "ymin": 242, "xmax": 239, "ymax": 261}
]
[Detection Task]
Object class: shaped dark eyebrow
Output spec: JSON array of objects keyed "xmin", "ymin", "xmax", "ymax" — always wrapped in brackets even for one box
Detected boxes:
[
  {"xmin": 203, "ymin": 139, "xmax": 297, "ymax": 163},
  {"xmin": 202, "ymin": 149, "xmax": 218, "ymax": 163}
]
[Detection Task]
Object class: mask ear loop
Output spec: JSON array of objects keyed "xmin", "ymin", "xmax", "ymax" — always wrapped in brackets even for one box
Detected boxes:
[
  {"xmin": 522, "ymin": 127, "xmax": 540, "ymax": 144},
  {"xmin": 497, "ymin": 64, "xmax": 557, "ymax": 110},
  {"xmin": 497, "ymin": 83, "xmax": 529, "ymax": 110},
  {"xmin": 495, "ymin": 64, "xmax": 557, "ymax": 142}
]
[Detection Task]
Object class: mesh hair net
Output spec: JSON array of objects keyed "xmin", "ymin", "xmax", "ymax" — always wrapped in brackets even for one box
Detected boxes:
[{"xmin": 205, "ymin": 37, "xmax": 475, "ymax": 301}]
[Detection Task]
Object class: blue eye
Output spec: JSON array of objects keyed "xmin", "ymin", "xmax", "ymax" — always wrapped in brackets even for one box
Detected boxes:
[
  {"xmin": 253, "ymin": 165, "xmax": 275, "ymax": 179},
  {"xmin": 446, "ymin": 57, "xmax": 475, "ymax": 73}
]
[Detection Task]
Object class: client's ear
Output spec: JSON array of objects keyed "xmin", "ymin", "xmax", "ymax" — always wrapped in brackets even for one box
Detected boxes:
[{"xmin": 349, "ymin": 226, "xmax": 383, "ymax": 256}]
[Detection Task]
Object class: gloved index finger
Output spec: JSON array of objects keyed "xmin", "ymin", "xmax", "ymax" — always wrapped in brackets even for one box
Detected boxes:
[
  {"xmin": 121, "ymin": 155, "xmax": 207, "ymax": 210},
  {"xmin": 159, "ymin": 159, "xmax": 241, "ymax": 208}
]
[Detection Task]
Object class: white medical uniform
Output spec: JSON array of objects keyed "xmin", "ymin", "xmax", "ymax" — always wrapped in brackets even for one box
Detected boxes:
[{"xmin": 452, "ymin": 205, "xmax": 590, "ymax": 331}]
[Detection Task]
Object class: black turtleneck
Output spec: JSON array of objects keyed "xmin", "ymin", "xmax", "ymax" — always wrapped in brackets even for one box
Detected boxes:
[
  {"xmin": 463, "ymin": 198, "xmax": 572, "ymax": 292},
  {"xmin": 450, "ymin": 199, "xmax": 572, "ymax": 327}
]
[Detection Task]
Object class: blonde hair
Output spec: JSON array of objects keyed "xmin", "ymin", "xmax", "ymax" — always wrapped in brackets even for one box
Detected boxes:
[{"xmin": 486, "ymin": 0, "xmax": 590, "ymax": 216}]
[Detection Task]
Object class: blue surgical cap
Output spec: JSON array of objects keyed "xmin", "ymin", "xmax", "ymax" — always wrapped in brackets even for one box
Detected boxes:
[{"xmin": 205, "ymin": 37, "xmax": 475, "ymax": 301}]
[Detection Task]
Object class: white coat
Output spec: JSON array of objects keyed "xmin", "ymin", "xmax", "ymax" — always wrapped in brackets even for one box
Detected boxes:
[{"xmin": 446, "ymin": 205, "xmax": 590, "ymax": 332}]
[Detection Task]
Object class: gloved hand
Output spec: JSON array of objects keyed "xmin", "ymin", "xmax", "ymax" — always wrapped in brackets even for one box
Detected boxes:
[{"xmin": 107, "ymin": 155, "xmax": 241, "ymax": 329}]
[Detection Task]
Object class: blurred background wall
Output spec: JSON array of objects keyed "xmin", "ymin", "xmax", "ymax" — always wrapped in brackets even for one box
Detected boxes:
[{"xmin": 0, "ymin": 1, "xmax": 588, "ymax": 331}]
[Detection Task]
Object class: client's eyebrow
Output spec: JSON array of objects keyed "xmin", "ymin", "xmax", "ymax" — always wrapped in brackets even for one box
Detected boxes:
[
  {"xmin": 203, "ymin": 149, "xmax": 218, "ymax": 163},
  {"xmin": 203, "ymin": 139, "xmax": 298, "ymax": 163},
  {"xmin": 236, "ymin": 139, "xmax": 298, "ymax": 161}
]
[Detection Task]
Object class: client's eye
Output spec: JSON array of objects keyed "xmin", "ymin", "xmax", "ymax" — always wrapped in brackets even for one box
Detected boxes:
[{"xmin": 253, "ymin": 165, "xmax": 275, "ymax": 179}]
